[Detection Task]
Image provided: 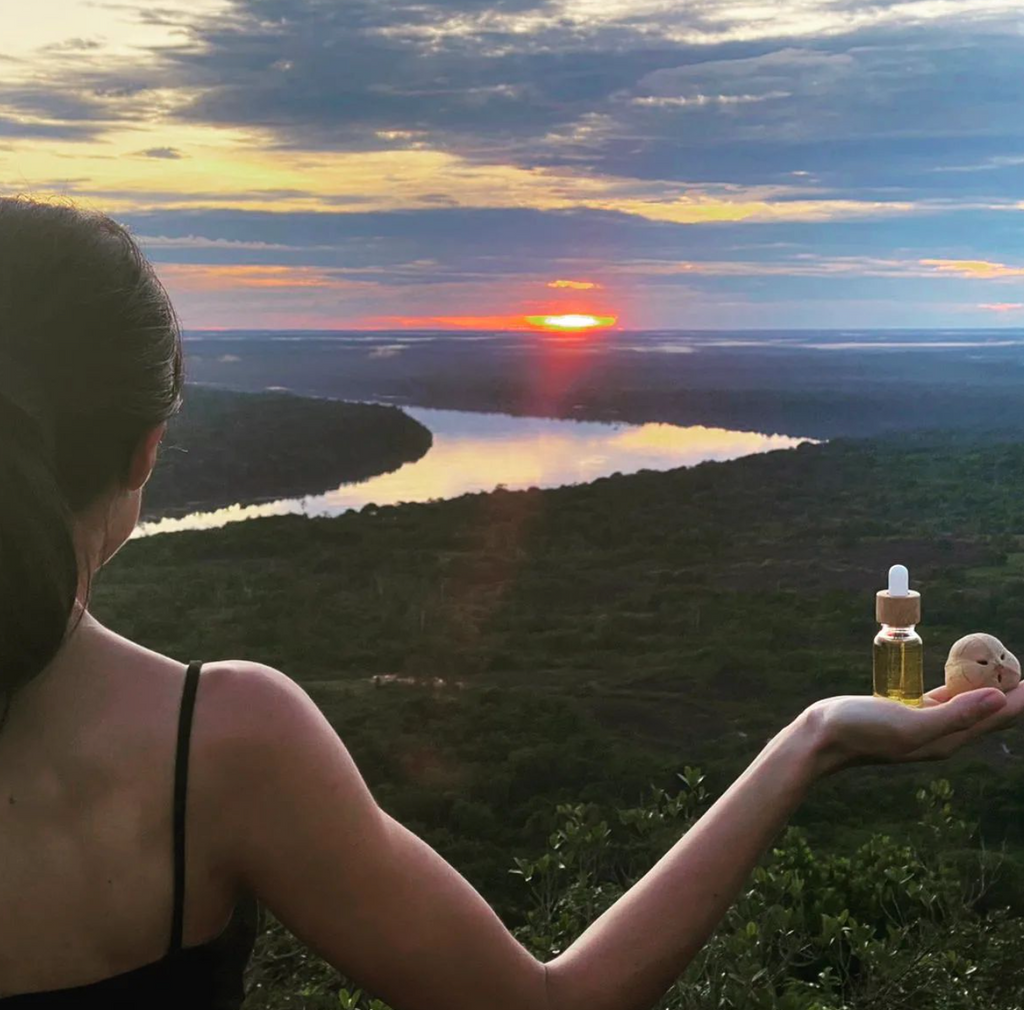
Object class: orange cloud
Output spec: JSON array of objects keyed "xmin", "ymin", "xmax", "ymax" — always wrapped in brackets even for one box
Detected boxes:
[
  {"xmin": 547, "ymin": 279, "xmax": 602, "ymax": 290},
  {"xmin": 921, "ymin": 259, "xmax": 1024, "ymax": 278},
  {"xmin": 364, "ymin": 315, "xmax": 537, "ymax": 330},
  {"xmin": 360, "ymin": 313, "xmax": 620, "ymax": 331},
  {"xmin": 979, "ymin": 302, "xmax": 1024, "ymax": 312}
]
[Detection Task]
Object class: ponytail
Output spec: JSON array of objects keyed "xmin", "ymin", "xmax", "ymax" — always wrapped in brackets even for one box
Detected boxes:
[
  {"xmin": 0, "ymin": 194, "xmax": 184, "ymax": 722},
  {"xmin": 0, "ymin": 392, "xmax": 80, "ymax": 727}
]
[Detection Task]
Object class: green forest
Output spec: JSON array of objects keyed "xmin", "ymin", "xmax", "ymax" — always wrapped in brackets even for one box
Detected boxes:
[{"xmin": 91, "ymin": 400, "xmax": 1024, "ymax": 1008}]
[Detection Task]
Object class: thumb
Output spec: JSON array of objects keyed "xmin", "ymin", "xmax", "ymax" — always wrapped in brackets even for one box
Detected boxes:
[{"xmin": 908, "ymin": 687, "xmax": 1006, "ymax": 746}]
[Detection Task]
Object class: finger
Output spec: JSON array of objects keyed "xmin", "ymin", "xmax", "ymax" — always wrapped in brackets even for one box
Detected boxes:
[
  {"xmin": 901, "ymin": 697, "xmax": 1022, "ymax": 761},
  {"xmin": 899, "ymin": 741, "xmax": 952, "ymax": 762},
  {"xmin": 1003, "ymin": 683, "xmax": 1024, "ymax": 705},
  {"xmin": 899, "ymin": 687, "xmax": 1007, "ymax": 749},
  {"xmin": 991, "ymin": 685, "xmax": 1024, "ymax": 726},
  {"xmin": 923, "ymin": 682, "xmax": 1024, "ymax": 717}
]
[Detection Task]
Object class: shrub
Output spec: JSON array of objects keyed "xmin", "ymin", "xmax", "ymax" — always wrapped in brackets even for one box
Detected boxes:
[{"xmin": 242, "ymin": 776, "xmax": 1024, "ymax": 1009}]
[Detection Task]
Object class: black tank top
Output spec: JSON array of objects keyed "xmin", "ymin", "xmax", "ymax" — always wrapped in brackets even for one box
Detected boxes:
[{"xmin": 0, "ymin": 661, "xmax": 259, "ymax": 1007}]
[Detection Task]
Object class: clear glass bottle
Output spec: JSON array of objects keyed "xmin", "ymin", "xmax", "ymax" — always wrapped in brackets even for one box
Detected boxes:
[{"xmin": 873, "ymin": 565, "xmax": 923, "ymax": 707}]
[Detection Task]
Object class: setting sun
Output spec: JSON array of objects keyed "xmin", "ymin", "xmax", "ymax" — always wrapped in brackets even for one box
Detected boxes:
[{"xmin": 526, "ymin": 314, "xmax": 618, "ymax": 331}]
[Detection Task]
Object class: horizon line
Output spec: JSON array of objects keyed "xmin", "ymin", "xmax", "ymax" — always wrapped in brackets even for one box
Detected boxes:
[{"xmin": 182, "ymin": 326, "xmax": 1024, "ymax": 335}]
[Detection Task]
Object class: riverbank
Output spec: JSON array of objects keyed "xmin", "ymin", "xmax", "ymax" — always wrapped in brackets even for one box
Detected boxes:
[{"xmin": 141, "ymin": 385, "xmax": 433, "ymax": 519}]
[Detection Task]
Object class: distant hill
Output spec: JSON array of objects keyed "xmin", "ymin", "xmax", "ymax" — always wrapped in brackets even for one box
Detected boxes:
[
  {"xmin": 181, "ymin": 330, "xmax": 1024, "ymax": 439},
  {"xmin": 141, "ymin": 385, "xmax": 433, "ymax": 519}
]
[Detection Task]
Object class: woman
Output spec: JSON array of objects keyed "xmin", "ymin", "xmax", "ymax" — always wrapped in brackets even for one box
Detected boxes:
[{"xmin": 0, "ymin": 194, "xmax": 1020, "ymax": 1010}]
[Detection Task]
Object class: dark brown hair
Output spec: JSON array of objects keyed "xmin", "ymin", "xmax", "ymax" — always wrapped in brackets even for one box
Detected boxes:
[{"xmin": 0, "ymin": 195, "xmax": 184, "ymax": 723}]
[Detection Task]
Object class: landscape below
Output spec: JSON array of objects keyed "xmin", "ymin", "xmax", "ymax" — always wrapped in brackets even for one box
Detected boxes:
[{"xmin": 91, "ymin": 389, "xmax": 1024, "ymax": 1008}]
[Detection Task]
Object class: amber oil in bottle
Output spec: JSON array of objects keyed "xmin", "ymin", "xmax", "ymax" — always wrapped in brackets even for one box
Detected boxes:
[{"xmin": 873, "ymin": 564, "xmax": 923, "ymax": 707}]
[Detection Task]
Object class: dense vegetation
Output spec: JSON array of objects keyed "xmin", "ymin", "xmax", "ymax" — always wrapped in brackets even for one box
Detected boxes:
[
  {"xmin": 142, "ymin": 386, "xmax": 432, "ymax": 518},
  {"xmin": 91, "ymin": 424, "xmax": 1024, "ymax": 1006},
  {"xmin": 244, "ymin": 778, "xmax": 1024, "ymax": 1009}
]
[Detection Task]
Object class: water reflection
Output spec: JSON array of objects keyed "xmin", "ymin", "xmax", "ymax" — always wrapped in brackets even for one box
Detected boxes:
[{"xmin": 133, "ymin": 406, "xmax": 813, "ymax": 538}]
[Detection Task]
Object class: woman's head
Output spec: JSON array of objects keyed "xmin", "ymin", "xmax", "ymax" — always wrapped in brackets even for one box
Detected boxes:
[{"xmin": 0, "ymin": 194, "xmax": 184, "ymax": 714}]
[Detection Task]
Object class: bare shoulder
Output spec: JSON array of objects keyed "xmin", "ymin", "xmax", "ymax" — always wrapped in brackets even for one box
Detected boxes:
[
  {"xmin": 189, "ymin": 660, "xmax": 383, "ymax": 900},
  {"xmin": 191, "ymin": 658, "xmax": 367, "ymax": 790},
  {"xmin": 192, "ymin": 659, "xmax": 335, "ymax": 766},
  {"xmin": 198, "ymin": 657, "xmax": 302, "ymax": 695},
  {"xmin": 197, "ymin": 659, "xmax": 311, "ymax": 721}
]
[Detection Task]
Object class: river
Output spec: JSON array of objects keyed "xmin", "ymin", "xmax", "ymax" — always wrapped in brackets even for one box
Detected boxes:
[{"xmin": 132, "ymin": 404, "xmax": 813, "ymax": 538}]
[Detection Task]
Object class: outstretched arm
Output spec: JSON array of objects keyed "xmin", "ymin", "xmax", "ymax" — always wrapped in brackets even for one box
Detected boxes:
[
  {"xmin": 547, "ymin": 682, "xmax": 1022, "ymax": 1010},
  {"xmin": 204, "ymin": 663, "xmax": 1018, "ymax": 1010},
  {"xmin": 545, "ymin": 715, "xmax": 820, "ymax": 1010}
]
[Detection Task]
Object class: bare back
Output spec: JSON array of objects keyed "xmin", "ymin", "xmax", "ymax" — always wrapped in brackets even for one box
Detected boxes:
[
  {"xmin": 0, "ymin": 606, "xmax": 565, "ymax": 1010},
  {"xmin": 0, "ymin": 614, "xmax": 239, "ymax": 996}
]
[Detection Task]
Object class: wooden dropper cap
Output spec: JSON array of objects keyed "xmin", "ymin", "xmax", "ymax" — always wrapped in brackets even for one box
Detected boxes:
[
  {"xmin": 876, "ymin": 564, "xmax": 921, "ymax": 626},
  {"xmin": 876, "ymin": 590, "xmax": 921, "ymax": 626}
]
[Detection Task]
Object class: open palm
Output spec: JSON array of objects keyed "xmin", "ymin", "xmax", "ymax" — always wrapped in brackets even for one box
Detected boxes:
[{"xmin": 806, "ymin": 683, "xmax": 1024, "ymax": 774}]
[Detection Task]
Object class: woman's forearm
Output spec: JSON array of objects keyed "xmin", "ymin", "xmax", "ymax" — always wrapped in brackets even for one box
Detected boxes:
[{"xmin": 543, "ymin": 709, "xmax": 828, "ymax": 1010}]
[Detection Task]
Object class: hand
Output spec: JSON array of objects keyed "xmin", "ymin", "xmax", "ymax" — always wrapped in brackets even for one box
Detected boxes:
[{"xmin": 803, "ymin": 683, "xmax": 1024, "ymax": 776}]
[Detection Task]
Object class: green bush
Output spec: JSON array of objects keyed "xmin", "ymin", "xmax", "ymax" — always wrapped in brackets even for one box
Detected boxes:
[{"xmin": 243, "ymin": 776, "xmax": 1024, "ymax": 1009}]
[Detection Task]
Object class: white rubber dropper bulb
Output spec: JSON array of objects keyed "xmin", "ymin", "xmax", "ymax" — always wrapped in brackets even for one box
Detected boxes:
[{"xmin": 888, "ymin": 564, "xmax": 909, "ymax": 597}]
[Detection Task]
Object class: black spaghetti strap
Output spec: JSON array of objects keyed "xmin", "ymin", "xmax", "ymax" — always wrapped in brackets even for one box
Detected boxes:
[{"xmin": 169, "ymin": 660, "xmax": 202, "ymax": 955}]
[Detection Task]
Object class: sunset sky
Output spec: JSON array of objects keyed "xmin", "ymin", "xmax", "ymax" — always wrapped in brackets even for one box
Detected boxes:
[{"xmin": 2, "ymin": 0, "xmax": 1023, "ymax": 329}]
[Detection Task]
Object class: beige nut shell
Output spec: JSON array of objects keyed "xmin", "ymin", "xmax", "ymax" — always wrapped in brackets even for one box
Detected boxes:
[{"xmin": 944, "ymin": 633, "xmax": 1022, "ymax": 696}]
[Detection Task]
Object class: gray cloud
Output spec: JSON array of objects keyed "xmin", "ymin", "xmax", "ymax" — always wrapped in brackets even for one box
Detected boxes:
[
  {"xmin": 9, "ymin": 0, "xmax": 1024, "ymax": 202},
  {"xmin": 147, "ymin": 4, "xmax": 1024, "ymax": 199},
  {"xmin": 0, "ymin": 86, "xmax": 119, "ymax": 123},
  {"xmin": 0, "ymin": 117, "xmax": 100, "ymax": 140},
  {"xmin": 119, "ymin": 203, "xmax": 1024, "ymax": 280},
  {"xmin": 138, "ymin": 146, "xmax": 186, "ymax": 159},
  {"xmin": 39, "ymin": 37, "xmax": 103, "ymax": 52},
  {"xmin": 48, "ymin": 183, "xmax": 376, "ymax": 206}
]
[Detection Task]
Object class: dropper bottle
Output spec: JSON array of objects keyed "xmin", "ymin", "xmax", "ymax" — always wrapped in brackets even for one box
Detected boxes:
[{"xmin": 873, "ymin": 564, "xmax": 924, "ymax": 707}]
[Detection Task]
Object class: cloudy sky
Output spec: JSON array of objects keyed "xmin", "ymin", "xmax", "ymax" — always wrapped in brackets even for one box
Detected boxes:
[{"xmin": 2, "ymin": 0, "xmax": 1024, "ymax": 329}]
